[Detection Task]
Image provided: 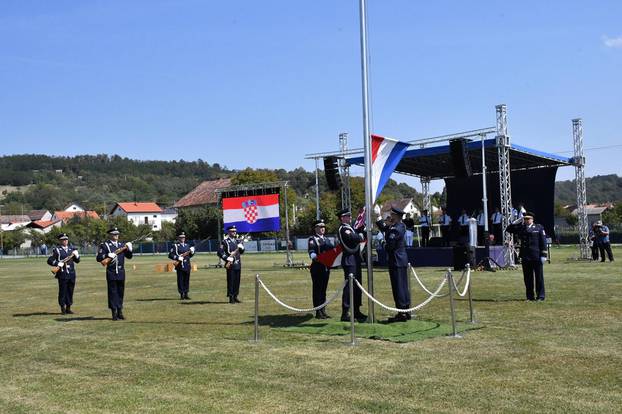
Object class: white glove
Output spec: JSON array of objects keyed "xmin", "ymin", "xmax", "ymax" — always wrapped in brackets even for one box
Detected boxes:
[
  {"xmin": 540, "ymin": 257, "xmax": 547, "ymax": 264},
  {"xmin": 178, "ymin": 255, "xmax": 185, "ymax": 261},
  {"xmin": 373, "ymin": 205, "xmax": 381, "ymax": 217},
  {"xmin": 108, "ymin": 253, "xmax": 117, "ymax": 259},
  {"xmin": 57, "ymin": 262, "xmax": 65, "ymax": 268},
  {"xmin": 125, "ymin": 242, "xmax": 133, "ymax": 251},
  {"xmin": 310, "ymin": 252, "xmax": 317, "ymax": 260},
  {"xmin": 237, "ymin": 243, "xmax": 244, "ymax": 249},
  {"xmin": 226, "ymin": 257, "xmax": 234, "ymax": 262},
  {"xmin": 511, "ymin": 217, "xmax": 524, "ymax": 225},
  {"xmin": 72, "ymin": 250, "xmax": 80, "ymax": 258},
  {"xmin": 190, "ymin": 246, "xmax": 195, "ymax": 253}
]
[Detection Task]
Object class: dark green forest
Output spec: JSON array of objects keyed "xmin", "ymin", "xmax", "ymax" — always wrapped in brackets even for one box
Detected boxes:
[{"xmin": 554, "ymin": 174, "xmax": 622, "ymax": 205}]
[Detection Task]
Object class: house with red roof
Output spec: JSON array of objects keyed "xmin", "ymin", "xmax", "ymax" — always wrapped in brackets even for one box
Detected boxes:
[
  {"xmin": 110, "ymin": 202, "xmax": 164, "ymax": 230},
  {"xmin": 174, "ymin": 178, "xmax": 232, "ymax": 210}
]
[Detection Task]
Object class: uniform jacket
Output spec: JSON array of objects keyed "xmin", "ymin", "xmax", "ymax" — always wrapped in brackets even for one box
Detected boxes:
[
  {"xmin": 419, "ymin": 215, "xmax": 431, "ymax": 227},
  {"xmin": 47, "ymin": 245, "xmax": 81, "ymax": 280},
  {"xmin": 308, "ymin": 233, "xmax": 334, "ymax": 271},
  {"xmin": 337, "ymin": 223, "xmax": 364, "ymax": 267},
  {"xmin": 506, "ymin": 222, "xmax": 547, "ymax": 261},
  {"xmin": 96, "ymin": 240, "xmax": 133, "ymax": 280},
  {"xmin": 218, "ymin": 236, "xmax": 244, "ymax": 270},
  {"xmin": 376, "ymin": 220, "xmax": 409, "ymax": 267},
  {"xmin": 168, "ymin": 242, "xmax": 195, "ymax": 272}
]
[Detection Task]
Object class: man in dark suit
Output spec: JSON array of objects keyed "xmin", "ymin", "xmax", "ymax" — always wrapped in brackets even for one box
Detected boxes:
[
  {"xmin": 337, "ymin": 209, "xmax": 367, "ymax": 322},
  {"xmin": 376, "ymin": 207, "xmax": 411, "ymax": 322},
  {"xmin": 168, "ymin": 232, "xmax": 195, "ymax": 300},
  {"xmin": 217, "ymin": 225, "xmax": 245, "ymax": 304},
  {"xmin": 307, "ymin": 219, "xmax": 334, "ymax": 319},
  {"xmin": 96, "ymin": 227, "xmax": 134, "ymax": 320},
  {"xmin": 47, "ymin": 233, "xmax": 80, "ymax": 314},
  {"xmin": 506, "ymin": 212, "xmax": 547, "ymax": 301}
]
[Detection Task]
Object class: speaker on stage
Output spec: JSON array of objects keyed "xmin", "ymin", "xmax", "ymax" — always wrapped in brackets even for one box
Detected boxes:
[
  {"xmin": 453, "ymin": 245, "xmax": 475, "ymax": 270},
  {"xmin": 323, "ymin": 156, "xmax": 341, "ymax": 191},
  {"xmin": 449, "ymin": 138, "xmax": 473, "ymax": 178},
  {"xmin": 427, "ymin": 237, "xmax": 444, "ymax": 247}
]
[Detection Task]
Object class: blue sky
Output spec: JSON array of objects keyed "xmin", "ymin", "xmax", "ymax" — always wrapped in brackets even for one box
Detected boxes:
[{"xmin": 1, "ymin": 1, "xmax": 620, "ymax": 192}]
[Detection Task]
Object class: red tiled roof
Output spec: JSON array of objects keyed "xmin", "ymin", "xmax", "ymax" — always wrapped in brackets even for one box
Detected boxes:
[
  {"xmin": 53, "ymin": 211, "xmax": 100, "ymax": 222},
  {"xmin": 29, "ymin": 219, "xmax": 62, "ymax": 229},
  {"xmin": 114, "ymin": 202, "xmax": 163, "ymax": 213},
  {"xmin": 174, "ymin": 178, "xmax": 232, "ymax": 208}
]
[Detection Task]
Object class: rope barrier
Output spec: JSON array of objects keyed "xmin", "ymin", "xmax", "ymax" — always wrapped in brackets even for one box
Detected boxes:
[
  {"xmin": 353, "ymin": 277, "xmax": 447, "ymax": 313},
  {"xmin": 409, "ymin": 266, "xmax": 449, "ymax": 298},
  {"xmin": 257, "ymin": 276, "xmax": 347, "ymax": 313},
  {"xmin": 450, "ymin": 266, "xmax": 471, "ymax": 297}
]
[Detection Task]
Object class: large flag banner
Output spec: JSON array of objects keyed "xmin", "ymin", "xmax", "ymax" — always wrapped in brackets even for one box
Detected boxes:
[
  {"xmin": 222, "ymin": 194, "xmax": 280, "ymax": 233},
  {"xmin": 371, "ymin": 134, "xmax": 410, "ymax": 203},
  {"xmin": 316, "ymin": 241, "xmax": 366, "ymax": 268}
]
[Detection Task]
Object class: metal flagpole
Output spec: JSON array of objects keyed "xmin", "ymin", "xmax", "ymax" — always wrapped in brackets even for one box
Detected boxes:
[
  {"xmin": 314, "ymin": 158, "xmax": 321, "ymax": 220},
  {"xmin": 481, "ymin": 134, "xmax": 489, "ymax": 237},
  {"xmin": 359, "ymin": 0, "xmax": 375, "ymax": 323}
]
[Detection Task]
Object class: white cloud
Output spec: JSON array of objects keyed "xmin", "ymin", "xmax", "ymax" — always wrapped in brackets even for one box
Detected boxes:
[{"xmin": 602, "ymin": 35, "xmax": 622, "ymax": 48}]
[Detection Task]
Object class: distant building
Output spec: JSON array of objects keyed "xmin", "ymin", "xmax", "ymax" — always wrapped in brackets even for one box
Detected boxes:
[
  {"xmin": 53, "ymin": 210, "xmax": 100, "ymax": 223},
  {"xmin": 28, "ymin": 210, "xmax": 53, "ymax": 222},
  {"xmin": 28, "ymin": 219, "xmax": 63, "ymax": 234},
  {"xmin": 161, "ymin": 207, "xmax": 178, "ymax": 223},
  {"xmin": 111, "ymin": 202, "xmax": 164, "ymax": 230},
  {"xmin": 0, "ymin": 215, "xmax": 31, "ymax": 231},
  {"xmin": 174, "ymin": 178, "xmax": 232, "ymax": 210},
  {"xmin": 378, "ymin": 198, "xmax": 419, "ymax": 219},
  {"xmin": 565, "ymin": 203, "xmax": 613, "ymax": 225}
]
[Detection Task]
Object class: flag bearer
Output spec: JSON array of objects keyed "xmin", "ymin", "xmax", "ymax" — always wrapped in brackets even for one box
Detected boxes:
[
  {"xmin": 307, "ymin": 219, "xmax": 334, "ymax": 319},
  {"xmin": 47, "ymin": 233, "xmax": 80, "ymax": 315},
  {"xmin": 96, "ymin": 227, "xmax": 133, "ymax": 320},
  {"xmin": 168, "ymin": 232, "xmax": 195, "ymax": 300}
]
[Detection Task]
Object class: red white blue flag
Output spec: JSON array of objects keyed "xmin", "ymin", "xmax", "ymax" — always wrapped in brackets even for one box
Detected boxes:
[
  {"xmin": 223, "ymin": 194, "xmax": 280, "ymax": 233},
  {"xmin": 371, "ymin": 134, "xmax": 410, "ymax": 203}
]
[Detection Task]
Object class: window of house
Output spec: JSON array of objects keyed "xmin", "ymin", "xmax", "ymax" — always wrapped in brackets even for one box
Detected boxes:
[{"xmin": 144, "ymin": 216, "xmax": 149, "ymax": 224}]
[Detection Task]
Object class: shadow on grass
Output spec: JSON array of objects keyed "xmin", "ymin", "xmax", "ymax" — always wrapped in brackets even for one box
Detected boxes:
[
  {"xmin": 180, "ymin": 301, "xmax": 230, "ymax": 305},
  {"xmin": 135, "ymin": 298, "xmax": 181, "ymax": 302},
  {"xmin": 470, "ymin": 298, "xmax": 525, "ymax": 303},
  {"xmin": 13, "ymin": 311, "xmax": 60, "ymax": 317},
  {"xmin": 55, "ymin": 316, "xmax": 110, "ymax": 322},
  {"xmin": 241, "ymin": 313, "xmax": 314, "ymax": 327}
]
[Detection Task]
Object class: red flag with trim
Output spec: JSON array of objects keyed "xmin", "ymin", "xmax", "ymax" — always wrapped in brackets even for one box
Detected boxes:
[{"xmin": 316, "ymin": 241, "xmax": 366, "ymax": 268}]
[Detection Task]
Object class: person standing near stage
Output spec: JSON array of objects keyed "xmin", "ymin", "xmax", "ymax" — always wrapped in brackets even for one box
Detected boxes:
[
  {"xmin": 337, "ymin": 209, "xmax": 367, "ymax": 322},
  {"xmin": 594, "ymin": 220, "xmax": 614, "ymax": 262},
  {"xmin": 403, "ymin": 213, "xmax": 415, "ymax": 247},
  {"xmin": 218, "ymin": 225, "xmax": 245, "ymax": 303},
  {"xmin": 47, "ymin": 233, "xmax": 80, "ymax": 315},
  {"xmin": 307, "ymin": 219, "xmax": 334, "ymax": 319},
  {"xmin": 419, "ymin": 209, "xmax": 431, "ymax": 247},
  {"xmin": 506, "ymin": 212, "xmax": 547, "ymax": 301},
  {"xmin": 476, "ymin": 209, "xmax": 487, "ymax": 245},
  {"xmin": 491, "ymin": 207, "xmax": 503, "ymax": 245},
  {"xmin": 439, "ymin": 207, "xmax": 452, "ymax": 247},
  {"xmin": 96, "ymin": 227, "xmax": 133, "ymax": 320},
  {"xmin": 168, "ymin": 232, "xmax": 195, "ymax": 300},
  {"xmin": 376, "ymin": 207, "xmax": 411, "ymax": 322},
  {"xmin": 589, "ymin": 222, "xmax": 600, "ymax": 261},
  {"xmin": 458, "ymin": 209, "xmax": 470, "ymax": 244}
]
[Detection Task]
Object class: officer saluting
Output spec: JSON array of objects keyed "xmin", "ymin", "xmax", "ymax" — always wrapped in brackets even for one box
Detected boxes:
[
  {"xmin": 168, "ymin": 232, "xmax": 195, "ymax": 300},
  {"xmin": 96, "ymin": 227, "xmax": 134, "ymax": 320},
  {"xmin": 307, "ymin": 219, "xmax": 334, "ymax": 319},
  {"xmin": 376, "ymin": 207, "xmax": 411, "ymax": 322},
  {"xmin": 337, "ymin": 209, "xmax": 367, "ymax": 322},
  {"xmin": 47, "ymin": 233, "xmax": 80, "ymax": 315},
  {"xmin": 506, "ymin": 212, "xmax": 547, "ymax": 301},
  {"xmin": 217, "ymin": 225, "xmax": 245, "ymax": 304}
]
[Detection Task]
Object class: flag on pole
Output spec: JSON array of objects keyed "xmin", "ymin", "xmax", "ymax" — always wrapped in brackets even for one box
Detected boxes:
[
  {"xmin": 222, "ymin": 194, "xmax": 280, "ymax": 233},
  {"xmin": 354, "ymin": 207, "xmax": 366, "ymax": 230},
  {"xmin": 316, "ymin": 241, "xmax": 366, "ymax": 268},
  {"xmin": 370, "ymin": 134, "xmax": 410, "ymax": 203}
]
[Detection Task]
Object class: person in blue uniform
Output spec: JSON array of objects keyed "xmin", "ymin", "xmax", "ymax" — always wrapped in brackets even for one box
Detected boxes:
[
  {"xmin": 419, "ymin": 209, "xmax": 431, "ymax": 247},
  {"xmin": 594, "ymin": 220, "xmax": 614, "ymax": 262},
  {"xmin": 168, "ymin": 231, "xmax": 195, "ymax": 300},
  {"xmin": 505, "ymin": 212, "xmax": 547, "ymax": 301},
  {"xmin": 438, "ymin": 207, "xmax": 452, "ymax": 247},
  {"xmin": 337, "ymin": 209, "xmax": 367, "ymax": 322},
  {"xmin": 307, "ymin": 219, "xmax": 334, "ymax": 319},
  {"xmin": 376, "ymin": 207, "xmax": 411, "ymax": 322},
  {"xmin": 47, "ymin": 233, "xmax": 80, "ymax": 315},
  {"xmin": 96, "ymin": 227, "xmax": 134, "ymax": 320},
  {"xmin": 217, "ymin": 225, "xmax": 245, "ymax": 304},
  {"xmin": 490, "ymin": 207, "xmax": 503, "ymax": 246}
]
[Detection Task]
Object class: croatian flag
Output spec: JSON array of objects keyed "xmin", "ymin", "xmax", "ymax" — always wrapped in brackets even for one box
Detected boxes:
[
  {"xmin": 222, "ymin": 194, "xmax": 280, "ymax": 233},
  {"xmin": 371, "ymin": 134, "xmax": 410, "ymax": 203},
  {"xmin": 316, "ymin": 241, "xmax": 366, "ymax": 268}
]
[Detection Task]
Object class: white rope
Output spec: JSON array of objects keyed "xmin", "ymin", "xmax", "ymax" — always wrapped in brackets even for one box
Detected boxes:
[
  {"xmin": 354, "ymin": 277, "xmax": 447, "ymax": 313},
  {"xmin": 257, "ymin": 277, "xmax": 347, "ymax": 313},
  {"xmin": 409, "ymin": 266, "xmax": 449, "ymax": 298},
  {"xmin": 450, "ymin": 267, "xmax": 471, "ymax": 297}
]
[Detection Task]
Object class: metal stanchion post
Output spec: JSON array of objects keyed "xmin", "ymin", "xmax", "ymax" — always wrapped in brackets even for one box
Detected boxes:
[
  {"xmin": 447, "ymin": 269, "xmax": 462, "ymax": 338},
  {"xmin": 407, "ymin": 263, "xmax": 412, "ymax": 303},
  {"xmin": 466, "ymin": 265, "xmax": 476, "ymax": 324},
  {"xmin": 349, "ymin": 273, "xmax": 356, "ymax": 346},
  {"xmin": 253, "ymin": 274, "xmax": 260, "ymax": 342}
]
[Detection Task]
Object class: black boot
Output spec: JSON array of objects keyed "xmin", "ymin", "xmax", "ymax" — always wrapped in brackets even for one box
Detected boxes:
[
  {"xmin": 60, "ymin": 306, "xmax": 66, "ymax": 315},
  {"xmin": 321, "ymin": 309, "xmax": 331, "ymax": 319},
  {"xmin": 111, "ymin": 309, "xmax": 118, "ymax": 321},
  {"xmin": 354, "ymin": 309, "xmax": 367, "ymax": 322},
  {"xmin": 185, "ymin": 293, "xmax": 191, "ymax": 300},
  {"xmin": 229, "ymin": 295, "xmax": 235, "ymax": 304},
  {"xmin": 234, "ymin": 296, "xmax": 241, "ymax": 303},
  {"xmin": 180, "ymin": 293, "xmax": 185, "ymax": 300},
  {"xmin": 315, "ymin": 310, "xmax": 323, "ymax": 319},
  {"xmin": 117, "ymin": 309, "xmax": 125, "ymax": 320},
  {"xmin": 65, "ymin": 306, "xmax": 74, "ymax": 314},
  {"xmin": 340, "ymin": 310, "xmax": 350, "ymax": 322}
]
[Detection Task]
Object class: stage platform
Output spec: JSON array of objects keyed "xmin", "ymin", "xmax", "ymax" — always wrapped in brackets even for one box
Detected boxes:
[{"xmin": 376, "ymin": 245, "xmax": 506, "ymax": 268}]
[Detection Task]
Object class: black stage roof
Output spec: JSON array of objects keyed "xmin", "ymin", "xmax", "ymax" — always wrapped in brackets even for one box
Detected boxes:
[{"xmin": 346, "ymin": 138, "xmax": 573, "ymax": 179}]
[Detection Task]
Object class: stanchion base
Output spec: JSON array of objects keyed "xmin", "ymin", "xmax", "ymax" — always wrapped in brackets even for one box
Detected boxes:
[
  {"xmin": 448, "ymin": 333, "xmax": 463, "ymax": 339},
  {"xmin": 249, "ymin": 338, "xmax": 260, "ymax": 344}
]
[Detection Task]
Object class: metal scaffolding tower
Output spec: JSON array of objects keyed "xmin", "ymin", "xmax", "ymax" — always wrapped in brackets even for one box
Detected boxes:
[
  {"xmin": 421, "ymin": 177, "xmax": 431, "ymax": 213},
  {"xmin": 572, "ymin": 119, "xmax": 590, "ymax": 260},
  {"xmin": 339, "ymin": 133, "xmax": 351, "ymax": 211},
  {"xmin": 496, "ymin": 104, "xmax": 515, "ymax": 267}
]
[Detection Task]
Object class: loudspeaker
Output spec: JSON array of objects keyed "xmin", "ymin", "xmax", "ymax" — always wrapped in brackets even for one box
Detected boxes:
[
  {"xmin": 427, "ymin": 237, "xmax": 444, "ymax": 247},
  {"xmin": 323, "ymin": 156, "xmax": 342, "ymax": 191},
  {"xmin": 449, "ymin": 138, "xmax": 473, "ymax": 178},
  {"xmin": 452, "ymin": 245, "xmax": 475, "ymax": 270}
]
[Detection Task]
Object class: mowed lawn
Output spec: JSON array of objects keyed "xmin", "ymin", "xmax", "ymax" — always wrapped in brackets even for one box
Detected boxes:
[{"xmin": 1, "ymin": 246, "xmax": 621, "ymax": 413}]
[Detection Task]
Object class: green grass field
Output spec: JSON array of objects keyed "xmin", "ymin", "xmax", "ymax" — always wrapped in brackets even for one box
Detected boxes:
[{"xmin": 1, "ymin": 246, "xmax": 621, "ymax": 413}]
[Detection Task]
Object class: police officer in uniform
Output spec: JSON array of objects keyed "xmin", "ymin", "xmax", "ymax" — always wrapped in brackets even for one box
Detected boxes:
[
  {"xmin": 217, "ymin": 225, "xmax": 245, "ymax": 303},
  {"xmin": 458, "ymin": 209, "xmax": 470, "ymax": 245},
  {"xmin": 439, "ymin": 207, "xmax": 452, "ymax": 247},
  {"xmin": 419, "ymin": 209, "xmax": 431, "ymax": 247},
  {"xmin": 376, "ymin": 207, "xmax": 411, "ymax": 322},
  {"xmin": 337, "ymin": 209, "xmax": 367, "ymax": 322},
  {"xmin": 402, "ymin": 213, "xmax": 415, "ymax": 247},
  {"xmin": 476, "ymin": 209, "xmax": 487, "ymax": 246},
  {"xmin": 491, "ymin": 207, "xmax": 503, "ymax": 245},
  {"xmin": 307, "ymin": 219, "xmax": 334, "ymax": 319},
  {"xmin": 506, "ymin": 212, "xmax": 547, "ymax": 301},
  {"xmin": 96, "ymin": 227, "xmax": 134, "ymax": 320},
  {"xmin": 47, "ymin": 233, "xmax": 80, "ymax": 314},
  {"xmin": 168, "ymin": 232, "xmax": 195, "ymax": 300}
]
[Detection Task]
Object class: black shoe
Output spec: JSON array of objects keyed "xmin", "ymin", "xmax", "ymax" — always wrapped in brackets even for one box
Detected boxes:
[
  {"xmin": 181, "ymin": 294, "xmax": 185, "ymax": 300},
  {"xmin": 111, "ymin": 310, "xmax": 118, "ymax": 321},
  {"xmin": 234, "ymin": 296, "xmax": 241, "ymax": 303},
  {"xmin": 536, "ymin": 298, "xmax": 545, "ymax": 302},
  {"xmin": 321, "ymin": 309, "xmax": 331, "ymax": 319},
  {"xmin": 340, "ymin": 311, "xmax": 350, "ymax": 322},
  {"xmin": 185, "ymin": 293, "xmax": 191, "ymax": 300},
  {"xmin": 229, "ymin": 296, "xmax": 235, "ymax": 304},
  {"xmin": 387, "ymin": 313, "xmax": 408, "ymax": 323},
  {"xmin": 354, "ymin": 311, "xmax": 367, "ymax": 322},
  {"xmin": 315, "ymin": 311, "xmax": 323, "ymax": 319},
  {"xmin": 65, "ymin": 306, "xmax": 74, "ymax": 314},
  {"xmin": 117, "ymin": 309, "xmax": 125, "ymax": 320},
  {"xmin": 60, "ymin": 306, "xmax": 66, "ymax": 315}
]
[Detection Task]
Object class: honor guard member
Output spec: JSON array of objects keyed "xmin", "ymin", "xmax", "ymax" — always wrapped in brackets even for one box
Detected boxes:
[
  {"xmin": 476, "ymin": 209, "xmax": 487, "ymax": 245},
  {"xmin": 439, "ymin": 207, "xmax": 452, "ymax": 247},
  {"xmin": 168, "ymin": 232, "xmax": 195, "ymax": 300},
  {"xmin": 402, "ymin": 213, "xmax": 415, "ymax": 247},
  {"xmin": 47, "ymin": 233, "xmax": 80, "ymax": 314},
  {"xmin": 307, "ymin": 219, "xmax": 334, "ymax": 319},
  {"xmin": 96, "ymin": 227, "xmax": 133, "ymax": 320},
  {"xmin": 376, "ymin": 207, "xmax": 411, "ymax": 322},
  {"xmin": 506, "ymin": 212, "xmax": 547, "ymax": 301},
  {"xmin": 217, "ymin": 225, "xmax": 245, "ymax": 303},
  {"xmin": 336, "ymin": 209, "xmax": 367, "ymax": 322},
  {"xmin": 458, "ymin": 209, "xmax": 470, "ymax": 244},
  {"xmin": 491, "ymin": 207, "xmax": 503, "ymax": 245},
  {"xmin": 419, "ymin": 209, "xmax": 431, "ymax": 247}
]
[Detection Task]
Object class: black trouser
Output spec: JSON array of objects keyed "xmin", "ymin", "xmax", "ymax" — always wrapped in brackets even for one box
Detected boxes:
[
  {"xmin": 477, "ymin": 226, "xmax": 485, "ymax": 246},
  {"xmin": 598, "ymin": 242, "xmax": 614, "ymax": 262},
  {"xmin": 388, "ymin": 266, "xmax": 410, "ymax": 309},
  {"xmin": 107, "ymin": 279, "xmax": 125, "ymax": 310},
  {"xmin": 342, "ymin": 263, "xmax": 362, "ymax": 312},
  {"xmin": 440, "ymin": 226, "xmax": 451, "ymax": 247},
  {"xmin": 176, "ymin": 269, "xmax": 191, "ymax": 294},
  {"xmin": 57, "ymin": 278, "xmax": 75, "ymax": 307},
  {"xmin": 226, "ymin": 268, "xmax": 241, "ymax": 298},
  {"xmin": 421, "ymin": 227, "xmax": 430, "ymax": 247},
  {"xmin": 492, "ymin": 224, "xmax": 502, "ymax": 245},
  {"xmin": 310, "ymin": 264, "xmax": 330, "ymax": 308},
  {"xmin": 459, "ymin": 226, "xmax": 469, "ymax": 244},
  {"xmin": 521, "ymin": 260, "xmax": 545, "ymax": 300},
  {"xmin": 591, "ymin": 243, "xmax": 600, "ymax": 260}
]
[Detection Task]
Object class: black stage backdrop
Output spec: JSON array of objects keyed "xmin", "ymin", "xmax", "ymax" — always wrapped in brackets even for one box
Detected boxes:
[{"xmin": 445, "ymin": 167, "xmax": 558, "ymax": 238}]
